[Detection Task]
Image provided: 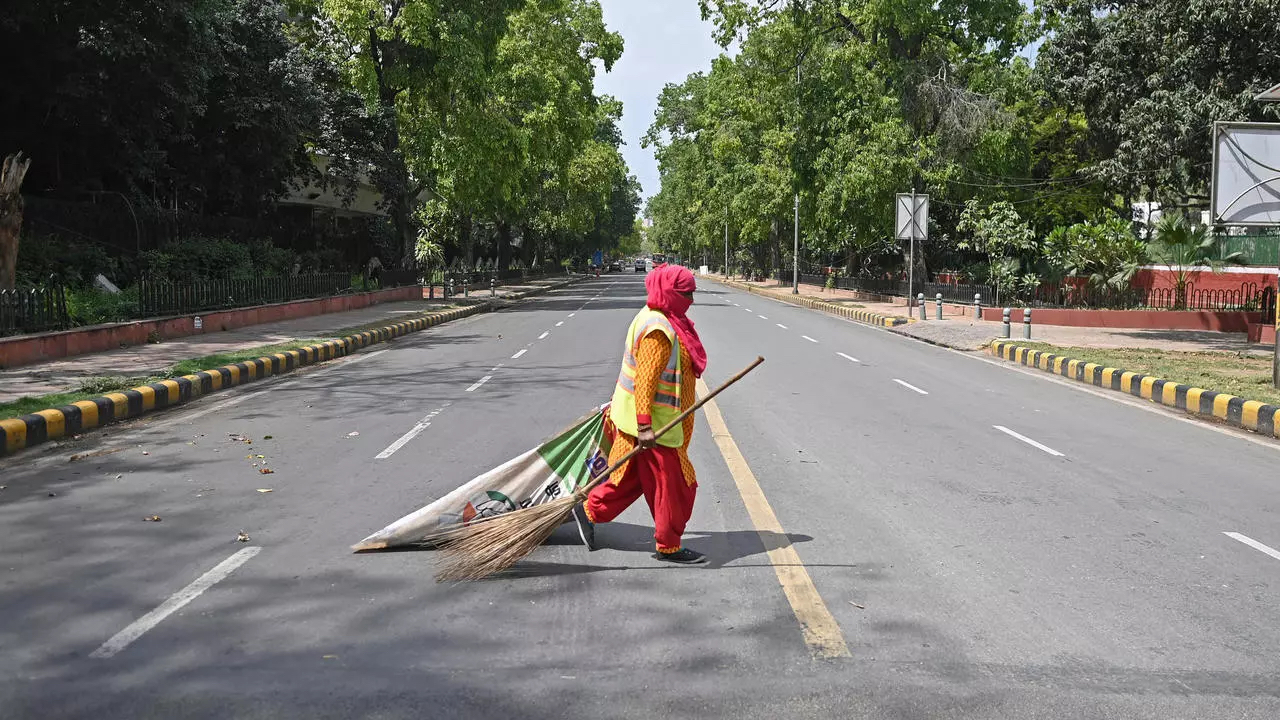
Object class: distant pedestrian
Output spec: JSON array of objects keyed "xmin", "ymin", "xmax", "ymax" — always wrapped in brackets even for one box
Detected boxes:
[{"xmin": 573, "ymin": 264, "xmax": 709, "ymax": 564}]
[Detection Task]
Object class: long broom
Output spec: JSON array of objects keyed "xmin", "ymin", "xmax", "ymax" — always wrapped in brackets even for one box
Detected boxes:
[{"xmin": 427, "ymin": 356, "xmax": 765, "ymax": 582}]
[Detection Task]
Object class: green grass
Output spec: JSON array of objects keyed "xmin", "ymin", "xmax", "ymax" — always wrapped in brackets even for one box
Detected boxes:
[
  {"xmin": 0, "ymin": 338, "xmax": 324, "ymax": 421},
  {"xmin": 1013, "ymin": 342, "xmax": 1280, "ymax": 407},
  {"xmin": 2, "ymin": 299, "xmax": 479, "ymax": 421},
  {"xmin": 165, "ymin": 339, "xmax": 325, "ymax": 376}
]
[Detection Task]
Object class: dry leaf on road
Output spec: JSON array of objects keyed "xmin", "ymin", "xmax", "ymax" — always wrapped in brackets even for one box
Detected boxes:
[
  {"xmin": 236, "ymin": 532, "xmax": 250, "ymax": 542},
  {"xmin": 144, "ymin": 515, "xmax": 162, "ymax": 522},
  {"xmin": 256, "ymin": 488, "xmax": 274, "ymax": 493},
  {"xmin": 259, "ymin": 468, "xmax": 275, "ymax": 475}
]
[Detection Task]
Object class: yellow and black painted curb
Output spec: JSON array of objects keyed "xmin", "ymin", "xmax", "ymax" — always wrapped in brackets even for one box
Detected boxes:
[
  {"xmin": 707, "ymin": 276, "xmax": 911, "ymax": 328},
  {"xmin": 990, "ymin": 339, "xmax": 1280, "ymax": 438},
  {"xmin": 0, "ymin": 276, "xmax": 585, "ymax": 458}
]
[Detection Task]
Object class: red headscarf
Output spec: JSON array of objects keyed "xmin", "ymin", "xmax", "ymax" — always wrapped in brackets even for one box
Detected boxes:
[{"xmin": 645, "ymin": 264, "xmax": 707, "ymax": 377}]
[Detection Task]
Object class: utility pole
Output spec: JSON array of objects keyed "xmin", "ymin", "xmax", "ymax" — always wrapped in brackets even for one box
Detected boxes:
[
  {"xmin": 792, "ymin": 193, "xmax": 800, "ymax": 294},
  {"xmin": 792, "ymin": 61, "xmax": 801, "ymax": 295},
  {"xmin": 723, "ymin": 220, "xmax": 729, "ymax": 278},
  {"xmin": 908, "ymin": 187, "xmax": 916, "ymax": 303}
]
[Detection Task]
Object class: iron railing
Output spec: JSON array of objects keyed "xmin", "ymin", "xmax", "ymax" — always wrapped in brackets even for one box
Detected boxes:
[
  {"xmin": 771, "ymin": 268, "xmax": 1272, "ymax": 312},
  {"xmin": 376, "ymin": 269, "xmax": 420, "ymax": 289},
  {"xmin": 1, "ymin": 284, "xmax": 69, "ymax": 336},
  {"xmin": 138, "ymin": 273, "xmax": 352, "ymax": 317}
]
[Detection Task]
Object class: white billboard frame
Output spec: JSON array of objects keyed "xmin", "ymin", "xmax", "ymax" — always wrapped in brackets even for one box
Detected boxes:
[{"xmin": 1211, "ymin": 121, "xmax": 1280, "ymax": 227}]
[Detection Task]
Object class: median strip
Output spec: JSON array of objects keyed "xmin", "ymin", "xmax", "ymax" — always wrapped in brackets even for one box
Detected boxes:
[
  {"xmin": 0, "ymin": 276, "xmax": 585, "ymax": 458},
  {"xmin": 705, "ymin": 276, "xmax": 912, "ymax": 329},
  {"xmin": 990, "ymin": 339, "xmax": 1280, "ymax": 438}
]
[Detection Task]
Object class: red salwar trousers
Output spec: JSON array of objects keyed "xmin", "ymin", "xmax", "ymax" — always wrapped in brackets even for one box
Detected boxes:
[{"xmin": 584, "ymin": 443, "xmax": 697, "ymax": 553}]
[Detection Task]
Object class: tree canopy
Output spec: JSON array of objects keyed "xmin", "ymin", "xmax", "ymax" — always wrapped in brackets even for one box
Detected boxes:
[
  {"xmin": 1, "ymin": 0, "xmax": 638, "ymax": 279},
  {"xmin": 643, "ymin": 0, "xmax": 1280, "ymax": 286}
]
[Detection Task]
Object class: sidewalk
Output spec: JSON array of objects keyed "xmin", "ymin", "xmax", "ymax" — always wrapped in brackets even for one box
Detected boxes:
[
  {"xmin": 727, "ymin": 276, "xmax": 1274, "ymax": 356},
  {"xmin": 0, "ymin": 276, "xmax": 574, "ymax": 404}
]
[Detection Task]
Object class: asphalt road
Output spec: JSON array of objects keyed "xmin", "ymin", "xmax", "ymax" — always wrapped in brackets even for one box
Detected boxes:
[{"xmin": 2, "ymin": 272, "xmax": 1279, "ymax": 719}]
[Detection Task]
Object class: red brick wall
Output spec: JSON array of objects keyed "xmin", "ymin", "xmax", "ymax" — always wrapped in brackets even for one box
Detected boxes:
[
  {"xmin": 1132, "ymin": 268, "xmax": 1276, "ymax": 294},
  {"xmin": 980, "ymin": 306, "xmax": 1261, "ymax": 332},
  {"xmin": 0, "ymin": 285, "xmax": 421, "ymax": 369}
]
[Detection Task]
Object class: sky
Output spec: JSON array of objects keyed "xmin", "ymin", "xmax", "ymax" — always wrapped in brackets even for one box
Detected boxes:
[{"xmin": 594, "ymin": 0, "xmax": 725, "ymax": 205}]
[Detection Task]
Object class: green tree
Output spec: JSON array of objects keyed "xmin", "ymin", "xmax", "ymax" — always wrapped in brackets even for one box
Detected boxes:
[
  {"xmin": 1042, "ymin": 216, "xmax": 1146, "ymax": 290},
  {"xmin": 956, "ymin": 199, "xmax": 1037, "ymax": 299},
  {"xmin": 1038, "ymin": 0, "xmax": 1280, "ymax": 207},
  {"xmin": 295, "ymin": 0, "xmax": 522, "ymax": 265},
  {"xmin": 0, "ymin": 0, "xmax": 327, "ymax": 213}
]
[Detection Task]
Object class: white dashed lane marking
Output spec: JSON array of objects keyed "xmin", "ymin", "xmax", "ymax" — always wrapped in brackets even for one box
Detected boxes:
[
  {"xmin": 376, "ymin": 404, "xmax": 451, "ymax": 459},
  {"xmin": 1224, "ymin": 532, "xmax": 1280, "ymax": 563},
  {"xmin": 893, "ymin": 379, "xmax": 929, "ymax": 395},
  {"xmin": 465, "ymin": 375, "xmax": 494, "ymax": 392},
  {"xmin": 993, "ymin": 425, "xmax": 1063, "ymax": 457},
  {"xmin": 90, "ymin": 547, "xmax": 262, "ymax": 659}
]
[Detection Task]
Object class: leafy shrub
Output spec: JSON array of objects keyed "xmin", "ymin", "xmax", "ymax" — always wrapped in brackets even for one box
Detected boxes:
[
  {"xmin": 16, "ymin": 232, "xmax": 123, "ymax": 287},
  {"xmin": 66, "ymin": 286, "xmax": 140, "ymax": 326}
]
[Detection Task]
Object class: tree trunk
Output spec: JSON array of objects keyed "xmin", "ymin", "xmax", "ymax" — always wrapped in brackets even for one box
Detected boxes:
[
  {"xmin": 902, "ymin": 238, "xmax": 928, "ymax": 292},
  {"xmin": 0, "ymin": 153, "xmax": 32, "ymax": 290},
  {"xmin": 769, "ymin": 218, "xmax": 780, "ymax": 280},
  {"xmin": 520, "ymin": 231, "xmax": 536, "ymax": 266},
  {"xmin": 459, "ymin": 214, "xmax": 473, "ymax": 268},
  {"xmin": 366, "ymin": 21, "xmax": 416, "ymax": 269},
  {"xmin": 497, "ymin": 220, "xmax": 513, "ymax": 270}
]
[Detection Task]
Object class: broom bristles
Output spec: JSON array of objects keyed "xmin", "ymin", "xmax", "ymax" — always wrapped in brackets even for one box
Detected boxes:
[{"xmin": 426, "ymin": 490, "xmax": 585, "ymax": 582}]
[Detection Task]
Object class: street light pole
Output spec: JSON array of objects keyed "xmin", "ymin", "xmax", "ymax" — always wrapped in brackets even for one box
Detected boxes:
[
  {"xmin": 792, "ymin": 60, "xmax": 801, "ymax": 294},
  {"xmin": 792, "ymin": 193, "xmax": 800, "ymax": 294},
  {"xmin": 724, "ymin": 221, "xmax": 729, "ymax": 278}
]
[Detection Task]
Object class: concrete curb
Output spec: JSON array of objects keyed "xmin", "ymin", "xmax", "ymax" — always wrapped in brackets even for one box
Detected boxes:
[
  {"xmin": 705, "ymin": 276, "xmax": 912, "ymax": 328},
  {"xmin": 0, "ymin": 275, "xmax": 585, "ymax": 458},
  {"xmin": 990, "ymin": 339, "xmax": 1280, "ymax": 438}
]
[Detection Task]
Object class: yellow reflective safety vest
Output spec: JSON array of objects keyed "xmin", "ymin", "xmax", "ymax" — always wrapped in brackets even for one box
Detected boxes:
[{"xmin": 610, "ymin": 307, "xmax": 684, "ymax": 448}]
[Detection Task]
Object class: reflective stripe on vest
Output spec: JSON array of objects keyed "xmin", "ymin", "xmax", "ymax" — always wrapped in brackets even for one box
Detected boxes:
[{"xmin": 609, "ymin": 308, "xmax": 684, "ymax": 447}]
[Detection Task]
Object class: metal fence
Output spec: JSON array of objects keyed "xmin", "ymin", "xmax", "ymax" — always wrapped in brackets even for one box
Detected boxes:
[
  {"xmin": 376, "ymin": 269, "xmax": 420, "ymax": 289},
  {"xmin": 1, "ymin": 285, "xmax": 69, "ymax": 336},
  {"xmin": 138, "ymin": 273, "xmax": 353, "ymax": 317},
  {"xmin": 772, "ymin": 268, "xmax": 1273, "ymax": 313},
  {"xmin": 1218, "ymin": 234, "xmax": 1280, "ymax": 265},
  {"xmin": 1017, "ymin": 281, "xmax": 1271, "ymax": 311}
]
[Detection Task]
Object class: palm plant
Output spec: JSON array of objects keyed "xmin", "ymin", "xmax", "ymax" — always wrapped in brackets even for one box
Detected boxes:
[
  {"xmin": 414, "ymin": 234, "xmax": 445, "ymax": 285},
  {"xmin": 1147, "ymin": 214, "xmax": 1241, "ymax": 310}
]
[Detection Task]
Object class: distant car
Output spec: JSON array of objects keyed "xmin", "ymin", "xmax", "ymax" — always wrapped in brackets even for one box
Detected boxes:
[
  {"xmin": 609, "ymin": 260, "xmax": 621, "ymax": 272},
  {"xmin": 634, "ymin": 258, "xmax": 646, "ymax": 272}
]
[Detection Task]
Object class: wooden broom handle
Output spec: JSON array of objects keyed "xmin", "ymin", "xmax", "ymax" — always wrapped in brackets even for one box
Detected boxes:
[{"xmin": 580, "ymin": 356, "xmax": 764, "ymax": 493}]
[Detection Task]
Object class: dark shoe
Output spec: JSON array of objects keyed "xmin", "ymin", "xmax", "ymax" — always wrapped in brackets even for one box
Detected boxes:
[
  {"xmin": 571, "ymin": 502, "xmax": 596, "ymax": 551},
  {"xmin": 654, "ymin": 548, "xmax": 707, "ymax": 565}
]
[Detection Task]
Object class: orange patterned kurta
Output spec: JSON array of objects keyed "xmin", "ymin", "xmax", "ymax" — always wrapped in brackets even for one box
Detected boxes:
[{"xmin": 607, "ymin": 330, "xmax": 697, "ymax": 486}]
